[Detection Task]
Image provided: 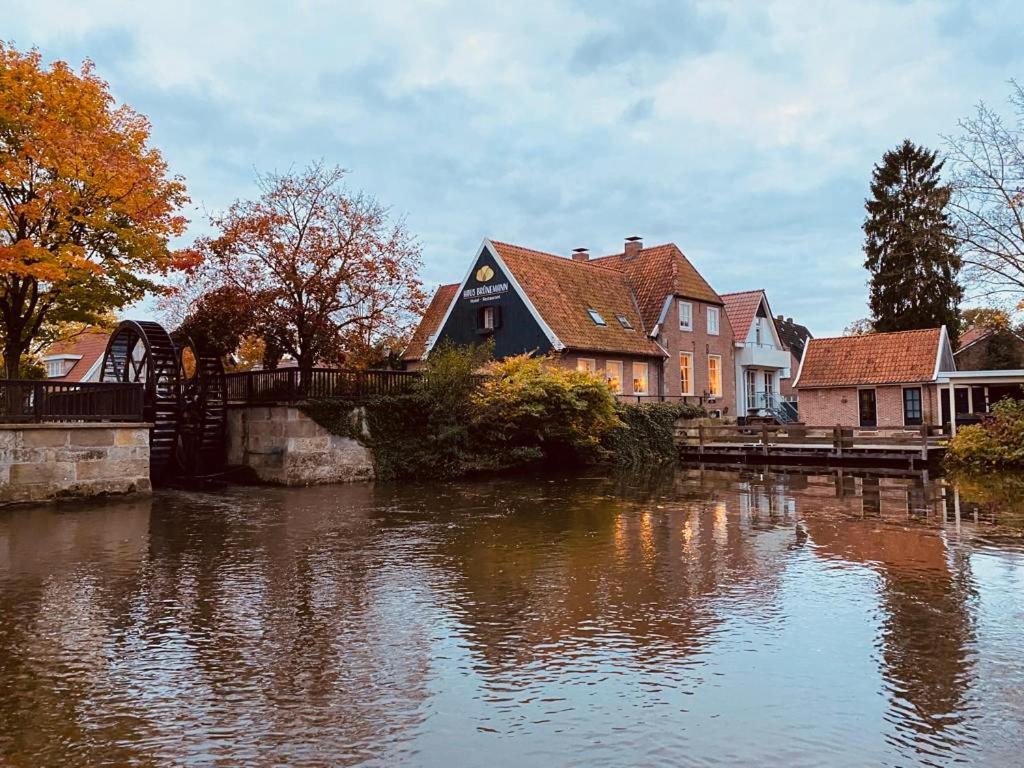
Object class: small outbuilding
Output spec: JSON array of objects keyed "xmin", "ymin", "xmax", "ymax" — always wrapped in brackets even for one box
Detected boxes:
[{"xmin": 793, "ymin": 327, "xmax": 955, "ymax": 429}]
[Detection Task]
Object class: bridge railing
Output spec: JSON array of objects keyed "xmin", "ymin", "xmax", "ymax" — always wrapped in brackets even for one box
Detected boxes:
[
  {"xmin": 0, "ymin": 379, "xmax": 145, "ymax": 423},
  {"xmin": 224, "ymin": 368, "xmax": 420, "ymax": 404}
]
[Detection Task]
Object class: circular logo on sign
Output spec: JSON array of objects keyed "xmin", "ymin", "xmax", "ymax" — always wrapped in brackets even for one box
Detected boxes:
[{"xmin": 476, "ymin": 265, "xmax": 494, "ymax": 282}]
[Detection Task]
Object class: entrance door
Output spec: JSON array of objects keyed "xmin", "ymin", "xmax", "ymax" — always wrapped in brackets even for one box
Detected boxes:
[
  {"xmin": 858, "ymin": 389, "xmax": 877, "ymax": 428},
  {"xmin": 763, "ymin": 371, "xmax": 774, "ymax": 408},
  {"xmin": 745, "ymin": 369, "xmax": 757, "ymax": 411}
]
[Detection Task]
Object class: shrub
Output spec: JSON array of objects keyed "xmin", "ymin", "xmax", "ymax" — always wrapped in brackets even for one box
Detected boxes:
[
  {"xmin": 471, "ymin": 354, "xmax": 621, "ymax": 467},
  {"xmin": 945, "ymin": 398, "xmax": 1024, "ymax": 468},
  {"xmin": 605, "ymin": 402, "xmax": 706, "ymax": 465}
]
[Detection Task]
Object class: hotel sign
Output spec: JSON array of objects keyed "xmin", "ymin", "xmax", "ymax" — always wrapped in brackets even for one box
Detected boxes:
[{"xmin": 463, "ymin": 263, "xmax": 508, "ymax": 302}]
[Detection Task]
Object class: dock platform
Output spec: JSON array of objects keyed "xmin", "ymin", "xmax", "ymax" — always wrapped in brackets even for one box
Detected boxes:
[{"xmin": 677, "ymin": 424, "xmax": 947, "ymax": 469}]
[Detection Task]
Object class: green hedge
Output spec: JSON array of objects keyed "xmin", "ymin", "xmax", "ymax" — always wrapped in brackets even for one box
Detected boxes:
[
  {"xmin": 945, "ymin": 398, "xmax": 1024, "ymax": 469},
  {"xmin": 605, "ymin": 402, "xmax": 705, "ymax": 466}
]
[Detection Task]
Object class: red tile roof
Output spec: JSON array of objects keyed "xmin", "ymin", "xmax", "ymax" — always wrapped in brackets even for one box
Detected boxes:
[
  {"xmin": 491, "ymin": 241, "xmax": 665, "ymax": 357},
  {"xmin": 403, "ymin": 283, "xmax": 459, "ymax": 360},
  {"xmin": 795, "ymin": 328, "xmax": 944, "ymax": 388},
  {"xmin": 956, "ymin": 325, "xmax": 991, "ymax": 353},
  {"xmin": 591, "ymin": 243, "xmax": 722, "ymax": 330},
  {"xmin": 721, "ymin": 290, "xmax": 765, "ymax": 342},
  {"xmin": 42, "ymin": 331, "xmax": 110, "ymax": 381}
]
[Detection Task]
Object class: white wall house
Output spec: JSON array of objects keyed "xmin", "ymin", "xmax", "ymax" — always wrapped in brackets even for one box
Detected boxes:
[{"xmin": 722, "ymin": 290, "xmax": 792, "ymax": 420}]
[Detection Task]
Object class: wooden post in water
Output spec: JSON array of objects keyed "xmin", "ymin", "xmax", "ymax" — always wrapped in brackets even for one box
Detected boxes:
[
  {"xmin": 919, "ymin": 423, "xmax": 929, "ymax": 462},
  {"xmin": 761, "ymin": 423, "xmax": 770, "ymax": 456},
  {"xmin": 833, "ymin": 425, "xmax": 842, "ymax": 458},
  {"xmin": 698, "ymin": 424, "xmax": 704, "ymax": 456}
]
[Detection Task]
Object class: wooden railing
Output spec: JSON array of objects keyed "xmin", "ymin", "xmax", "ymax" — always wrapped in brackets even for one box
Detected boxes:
[
  {"xmin": 678, "ymin": 423, "xmax": 946, "ymax": 455},
  {"xmin": 616, "ymin": 394, "xmax": 706, "ymax": 405},
  {"xmin": 224, "ymin": 368, "xmax": 420, "ymax": 404},
  {"xmin": 0, "ymin": 379, "xmax": 145, "ymax": 423}
]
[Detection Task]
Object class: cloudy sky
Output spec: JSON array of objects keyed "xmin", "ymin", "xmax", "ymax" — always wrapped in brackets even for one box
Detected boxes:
[{"xmin": 6, "ymin": 0, "xmax": 1023, "ymax": 335}]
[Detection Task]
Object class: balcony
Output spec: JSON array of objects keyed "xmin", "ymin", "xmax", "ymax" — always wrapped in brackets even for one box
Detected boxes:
[{"xmin": 735, "ymin": 341, "xmax": 791, "ymax": 370}]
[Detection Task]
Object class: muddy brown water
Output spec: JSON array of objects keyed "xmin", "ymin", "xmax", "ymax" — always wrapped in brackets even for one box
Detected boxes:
[{"xmin": 1, "ymin": 467, "xmax": 1023, "ymax": 767}]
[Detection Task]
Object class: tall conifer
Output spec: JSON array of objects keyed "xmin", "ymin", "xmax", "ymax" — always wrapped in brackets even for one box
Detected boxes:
[{"xmin": 863, "ymin": 140, "xmax": 962, "ymax": 341}]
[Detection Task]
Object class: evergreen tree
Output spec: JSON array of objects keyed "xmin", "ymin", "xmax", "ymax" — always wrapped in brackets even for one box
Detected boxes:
[{"xmin": 863, "ymin": 140, "xmax": 962, "ymax": 341}]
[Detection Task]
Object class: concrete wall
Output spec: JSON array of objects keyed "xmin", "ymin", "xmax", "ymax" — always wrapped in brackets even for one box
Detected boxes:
[
  {"xmin": 0, "ymin": 423, "xmax": 151, "ymax": 505},
  {"xmin": 227, "ymin": 406, "xmax": 374, "ymax": 486}
]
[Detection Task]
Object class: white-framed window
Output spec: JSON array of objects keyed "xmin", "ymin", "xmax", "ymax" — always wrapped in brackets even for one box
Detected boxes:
[
  {"xmin": 679, "ymin": 352, "xmax": 694, "ymax": 395},
  {"xmin": 678, "ymin": 300, "xmax": 693, "ymax": 332},
  {"xmin": 632, "ymin": 362, "xmax": 649, "ymax": 395},
  {"xmin": 708, "ymin": 355, "xmax": 722, "ymax": 397},
  {"xmin": 576, "ymin": 358, "xmax": 596, "ymax": 373},
  {"xmin": 707, "ymin": 306, "xmax": 720, "ymax": 336},
  {"xmin": 587, "ymin": 308, "xmax": 606, "ymax": 326},
  {"xmin": 482, "ymin": 305, "xmax": 496, "ymax": 330},
  {"xmin": 46, "ymin": 360, "xmax": 63, "ymax": 378},
  {"xmin": 605, "ymin": 361, "xmax": 623, "ymax": 394}
]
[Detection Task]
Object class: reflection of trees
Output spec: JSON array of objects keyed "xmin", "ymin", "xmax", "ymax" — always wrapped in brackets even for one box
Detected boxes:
[
  {"xmin": 801, "ymin": 470, "xmax": 977, "ymax": 757},
  {"xmin": 0, "ymin": 485, "xmax": 434, "ymax": 766},
  {"xmin": 426, "ymin": 470, "xmax": 796, "ymax": 677}
]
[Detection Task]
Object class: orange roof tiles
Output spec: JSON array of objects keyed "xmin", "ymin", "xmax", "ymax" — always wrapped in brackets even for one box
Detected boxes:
[
  {"xmin": 43, "ymin": 331, "xmax": 110, "ymax": 381},
  {"xmin": 490, "ymin": 241, "xmax": 665, "ymax": 357},
  {"xmin": 592, "ymin": 243, "xmax": 722, "ymax": 330},
  {"xmin": 796, "ymin": 328, "xmax": 944, "ymax": 388},
  {"xmin": 956, "ymin": 325, "xmax": 990, "ymax": 352},
  {"xmin": 721, "ymin": 290, "xmax": 765, "ymax": 342},
  {"xmin": 403, "ymin": 283, "xmax": 458, "ymax": 360}
]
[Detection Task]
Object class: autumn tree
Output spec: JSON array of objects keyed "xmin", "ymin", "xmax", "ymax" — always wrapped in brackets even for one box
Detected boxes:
[
  {"xmin": 187, "ymin": 163, "xmax": 424, "ymax": 376},
  {"xmin": 945, "ymin": 82, "xmax": 1024, "ymax": 308},
  {"xmin": 0, "ymin": 44, "xmax": 191, "ymax": 379},
  {"xmin": 863, "ymin": 140, "xmax": 962, "ymax": 340}
]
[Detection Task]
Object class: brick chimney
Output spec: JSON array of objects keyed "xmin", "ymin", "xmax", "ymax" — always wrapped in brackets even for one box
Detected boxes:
[
  {"xmin": 571, "ymin": 247, "xmax": 590, "ymax": 262},
  {"xmin": 623, "ymin": 235, "xmax": 642, "ymax": 260}
]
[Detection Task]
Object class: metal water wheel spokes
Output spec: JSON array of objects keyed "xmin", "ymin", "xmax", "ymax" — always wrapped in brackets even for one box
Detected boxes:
[
  {"xmin": 100, "ymin": 320, "xmax": 182, "ymax": 481},
  {"xmin": 170, "ymin": 330, "xmax": 227, "ymax": 478}
]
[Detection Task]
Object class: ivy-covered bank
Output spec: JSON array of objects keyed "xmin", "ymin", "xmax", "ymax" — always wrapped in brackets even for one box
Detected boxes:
[{"xmin": 301, "ymin": 343, "xmax": 704, "ymax": 481}]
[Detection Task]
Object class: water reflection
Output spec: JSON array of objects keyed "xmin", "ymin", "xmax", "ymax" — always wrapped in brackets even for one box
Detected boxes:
[{"xmin": 0, "ymin": 468, "xmax": 1022, "ymax": 767}]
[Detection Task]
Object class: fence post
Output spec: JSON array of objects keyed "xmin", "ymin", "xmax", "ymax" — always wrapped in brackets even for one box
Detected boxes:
[
  {"xmin": 246, "ymin": 372, "xmax": 254, "ymax": 404},
  {"xmin": 698, "ymin": 424, "xmax": 704, "ymax": 455},
  {"xmin": 32, "ymin": 382, "xmax": 43, "ymax": 423},
  {"xmin": 919, "ymin": 423, "xmax": 929, "ymax": 462},
  {"xmin": 761, "ymin": 423, "xmax": 770, "ymax": 456},
  {"xmin": 833, "ymin": 425, "xmax": 842, "ymax": 457}
]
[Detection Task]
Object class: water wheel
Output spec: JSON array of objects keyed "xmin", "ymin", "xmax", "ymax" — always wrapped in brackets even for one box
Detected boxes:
[
  {"xmin": 170, "ymin": 329, "xmax": 227, "ymax": 477},
  {"xmin": 100, "ymin": 320, "xmax": 228, "ymax": 483},
  {"xmin": 100, "ymin": 320, "xmax": 181, "ymax": 480}
]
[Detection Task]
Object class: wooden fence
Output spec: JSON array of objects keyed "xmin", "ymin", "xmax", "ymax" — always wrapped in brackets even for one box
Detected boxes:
[
  {"xmin": 0, "ymin": 379, "xmax": 145, "ymax": 423},
  {"xmin": 224, "ymin": 368, "xmax": 420, "ymax": 404}
]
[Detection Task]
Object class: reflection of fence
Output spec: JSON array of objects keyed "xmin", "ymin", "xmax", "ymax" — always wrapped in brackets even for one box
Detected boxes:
[
  {"xmin": 0, "ymin": 379, "xmax": 144, "ymax": 423},
  {"xmin": 224, "ymin": 368, "xmax": 420, "ymax": 404}
]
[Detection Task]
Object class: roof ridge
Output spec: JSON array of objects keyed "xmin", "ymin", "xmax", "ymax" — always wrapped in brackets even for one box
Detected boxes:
[
  {"xmin": 489, "ymin": 240, "xmax": 628, "ymax": 275},
  {"xmin": 720, "ymin": 289, "xmax": 766, "ymax": 297},
  {"xmin": 591, "ymin": 242, "xmax": 676, "ymax": 261},
  {"xmin": 808, "ymin": 327, "xmax": 941, "ymax": 343}
]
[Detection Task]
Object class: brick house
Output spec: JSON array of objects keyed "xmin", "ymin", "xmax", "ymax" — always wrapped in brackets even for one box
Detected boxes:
[
  {"xmin": 404, "ymin": 237, "xmax": 736, "ymax": 412},
  {"xmin": 794, "ymin": 327, "xmax": 955, "ymax": 429},
  {"xmin": 954, "ymin": 324, "xmax": 1024, "ymax": 370}
]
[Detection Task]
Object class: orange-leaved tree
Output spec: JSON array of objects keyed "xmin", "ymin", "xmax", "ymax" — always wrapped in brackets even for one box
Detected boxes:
[
  {"xmin": 186, "ymin": 162, "xmax": 425, "ymax": 375},
  {"xmin": 0, "ymin": 44, "xmax": 191, "ymax": 378}
]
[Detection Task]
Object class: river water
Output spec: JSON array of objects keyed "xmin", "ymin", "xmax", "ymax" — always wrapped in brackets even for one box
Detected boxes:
[{"xmin": 1, "ymin": 467, "xmax": 1023, "ymax": 767}]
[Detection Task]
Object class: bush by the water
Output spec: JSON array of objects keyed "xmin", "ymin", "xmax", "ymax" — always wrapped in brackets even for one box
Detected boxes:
[
  {"xmin": 945, "ymin": 398, "xmax": 1024, "ymax": 468},
  {"xmin": 606, "ymin": 401, "xmax": 705, "ymax": 465},
  {"xmin": 302, "ymin": 343, "xmax": 701, "ymax": 480}
]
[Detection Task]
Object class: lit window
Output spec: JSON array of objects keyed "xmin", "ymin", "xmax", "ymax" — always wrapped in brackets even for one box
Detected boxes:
[
  {"xmin": 605, "ymin": 361, "xmax": 623, "ymax": 394},
  {"xmin": 708, "ymin": 355, "xmax": 722, "ymax": 397},
  {"xmin": 707, "ymin": 307, "xmax": 719, "ymax": 336},
  {"xmin": 678, "ymin": 301, "xmax": 693, "ymax": 332},
  {"xmin": 587, "ymin": 308, "xmax": 606, "ymax": 326},
  {"xmin": 615, "ymin": 314, "xmax": 634, "ymax": 330},
  {"xmin": 633, "ymin": 362, "xmax": 649, "ymax": 395},
  {"xmin": 576, "ymin": 358, "xmax": 596, "ymax": 373},
  {"xmin": 680, "ymin": 352, "xmax": 693, "ymax": 395}
]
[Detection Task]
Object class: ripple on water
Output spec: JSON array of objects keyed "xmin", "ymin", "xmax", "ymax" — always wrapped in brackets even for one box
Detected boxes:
[{"xmin": 0, "ymin": 470, "xmax": 1022, "ymax": 766}]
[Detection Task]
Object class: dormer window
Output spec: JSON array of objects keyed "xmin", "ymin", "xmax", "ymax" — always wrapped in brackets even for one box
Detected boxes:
[
  {"xmin": 587, "ymin": 308, "xmax": 606, "ymax": 326},
  {"xmin": 615, "ymin": 314, "xmax": 634, "ymax": 330}
]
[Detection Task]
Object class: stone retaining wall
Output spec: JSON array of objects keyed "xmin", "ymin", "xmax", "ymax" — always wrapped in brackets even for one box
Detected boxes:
[
  {"xmin": 226, "ymin": 406, "xmax": 374, "ymax": 486},
  {"xmin": 0, "ymin": 423, "xmax": 151, "ymax": 505}
]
